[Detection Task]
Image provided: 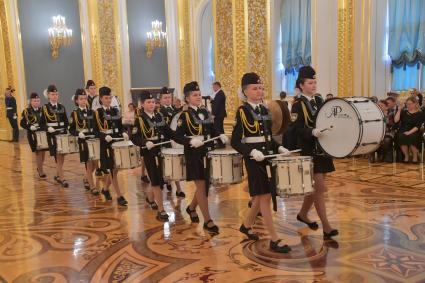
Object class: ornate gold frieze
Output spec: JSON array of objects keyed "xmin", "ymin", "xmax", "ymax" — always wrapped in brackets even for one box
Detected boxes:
[
  {"xmin": 177, "ymin": 0, "xmax": 193, "ymax": 89},
  {"xmin": 338, "ymin": 0, "xmax": 355, "ymax": 97},
  {"xmin": 246, "ymin": 0, "xmax": 271, "ymax": 100}
]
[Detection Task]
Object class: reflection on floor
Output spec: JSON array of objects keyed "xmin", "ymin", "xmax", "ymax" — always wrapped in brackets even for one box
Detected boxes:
[{"xmin": 1, "ymin": 140, "xmax": 425, "ymax": 283}]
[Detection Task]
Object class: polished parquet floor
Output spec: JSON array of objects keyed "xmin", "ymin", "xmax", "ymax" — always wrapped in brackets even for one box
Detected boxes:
[{"xmin": 1, "ymin": 140, "xmax": 425, "ymax": 283}]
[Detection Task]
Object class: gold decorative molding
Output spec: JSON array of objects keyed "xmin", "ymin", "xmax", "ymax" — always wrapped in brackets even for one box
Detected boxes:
[
  {"xmin": 338, "ymin": 0, "xmax": 355, "ymax": 97},
  {"xmin": 86, "ymin": 0, "xmax": 123, "ymax": 104},
  {"xmin": 177, "ymin": 0, "xmax": 193, "ymax": 89},
  {"xmin": 232, "ymin": 0, "xmax": 246, "ymax": 113},
  {"xmin": 246, "ymin": 0, "xmax": 271, "ymax": 100}
]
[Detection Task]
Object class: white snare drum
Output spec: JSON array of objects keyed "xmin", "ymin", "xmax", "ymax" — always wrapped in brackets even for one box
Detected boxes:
[
  {"xmin": 112, "ymin": 141, "xmax": 141, "ymax": 169},
  {"xmin": 316, "ymin": 97, "xmax": 385, "ymax": 158},
  {"xmin": 56, "ymin": 134, "xmax": 79, "ymax": 154},
  {"xmin": 161, "ymin": 148, "xmax": 186, "ymax": 181},
  {"xmin": 35, "ymin": 131, "xmax": 48, "ymax": 150},
  {"xmin": 208, "ymin": 149, "xmax": 243, "ymax": 185},
  {"xmin": 270, "ymin": 156, "xmax": 314, "ymax": 197},
  {"xmin": 86, "ymin": 138, "xmax": 100, "ymax": 161}
]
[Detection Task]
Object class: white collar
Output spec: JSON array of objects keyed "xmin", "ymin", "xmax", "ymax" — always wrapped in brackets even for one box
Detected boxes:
[
  {"xmin": 213, "ymin": 89, "xmax": 221, "ymax": 95},
  {"xmin": 79, "ymin": 107, "xmax": 87, "ymax": 111},
  {"xmin": 247, "ymin": 101, "xmax": 262, "ymax": 109},
  {"xmin": 189, "ymin": 105, "xmax": 198, "ymax": 111},
  {"xmin": 301, "ymin": 93, "xmax": 314, "ymax": 101},
  {"xmin": 144, "ymin": 111, "xmax": 155, "ymax": 119},
  {"xmin": 102, "ymin": 105, "xmax": 110, "ymax": 111},
  {"xmin": 164, "ymin": 104, "xmax": 173, "ymax": 109},
  {"xmin": 32, "ymin": 107, "xmax": 39, "ymax": 111},
  {"xmin": 50, "ymin": 102, "xmax": 58, "ymax": 107}
]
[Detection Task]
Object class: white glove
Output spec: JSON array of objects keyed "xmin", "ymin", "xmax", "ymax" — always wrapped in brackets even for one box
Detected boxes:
[
  {"xmin": 146, "ymin": 141, "xmax": 155, "ymax": 150},
  {"xmin": 122, "ymin": 132, "xmax": 129, "ymax": 141},
  {"xmin": 105, "ymin": 135, "xmax": 113, "ymax": 143},
  {"xmin": 78, "ymin": 132, "xmax": 86, "ymax": 139},
  {"xmin": 219, "ymin": 134, "xmax": 228, "ymax": 144},
  {"xmin": 190, "ymin": 138, "xmax": 204, "ymax": 148},
  {"xmin": 312, "ymin": 128, "xmax": 324, "ymax": 138},
  {"xmin": 278, "ymin": 146, "xmax": 290, "ymax": 155},
  {"xmin": 250, "ymin": 149, "xmax": 265, "ymax": 162},
  {"xmin": 30, "ymin": 125, "xmax": 37, "ymax": 131},
  {"xmin": 47, "ymin": 127, "xmax": 55, "ymax": 133}
]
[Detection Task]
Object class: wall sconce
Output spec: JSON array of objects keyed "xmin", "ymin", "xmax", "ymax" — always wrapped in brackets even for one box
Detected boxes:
[
  {"xmin": 146, "ymin": 20, "xmax": 167, "ymax": 58},
  {"xmin": 48, "ymin": 15, "xmax": 72, "ymax": 59}
]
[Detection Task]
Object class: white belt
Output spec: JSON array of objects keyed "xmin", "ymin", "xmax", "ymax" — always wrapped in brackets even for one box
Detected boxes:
[
  {"xmin": 6, "ymin": 107, "xmax": 13, "ymax": 110},
  {"xmin": 146, "ymin": 136, "xmax": 159, "ymax": 141},
  {"xmin": 47, "ymin": 122, "xmax": 64, "ymax": 127},
  {"xmin": 80, "ymin": 129, "xmax": 90, "ymax": 133},
  {"xmin": 102, "ymin": 129, "xmax": 119, "ymax": 134},
  {"xmin": 33, "ymin": 123, "xmax": 39, "ymax": 127},
  {"xmin": 187, "ymin": 135, "xmax": 205, "ymax": 141},
  {"xmin": 242, "ymin": 136, "xmax": 266, "ymax": 143}
]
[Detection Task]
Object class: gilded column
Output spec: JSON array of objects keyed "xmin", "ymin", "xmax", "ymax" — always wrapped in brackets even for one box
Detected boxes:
[
  {"xmin": 177, "ymin": 0, "xmax": 193, "ymax": 89},
  {"xmin": 246, "ymin": 0, "xmax": 271, "ymax": 100},
  {"xmin": 87, "ymin": 0, "xmax": 123, "ymax": 104},
  {"xmin": 338, "ymin": 0, "xmax": 355, "ymax": 97}
]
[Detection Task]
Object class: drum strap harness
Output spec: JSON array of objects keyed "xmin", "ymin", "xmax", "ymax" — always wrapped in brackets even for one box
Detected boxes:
[
  {"xmin": 185, "ymin": 112, "xmax": 203, "ymax": 136},
  {"xmin": 300, "ymin": 101, "xmax": 314, "ymax": 128},
  {"xmin": 24, "ymin": 108, "xmax": 38, "ymax": 125}
]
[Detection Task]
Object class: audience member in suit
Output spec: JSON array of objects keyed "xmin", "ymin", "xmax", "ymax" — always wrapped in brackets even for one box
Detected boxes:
[{"xmin": 211, "ymin": 82, "xmax": 227, "ymax": 134}]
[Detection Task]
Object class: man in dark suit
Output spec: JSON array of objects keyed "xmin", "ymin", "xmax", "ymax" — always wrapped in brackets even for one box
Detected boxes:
[
  {"xmin": 211, "ymin": 82, "xmax": 226, "ymax": 134},
  {"xmin": 5, "ymin": 87, "xmax": 19, "ymax": 142}
]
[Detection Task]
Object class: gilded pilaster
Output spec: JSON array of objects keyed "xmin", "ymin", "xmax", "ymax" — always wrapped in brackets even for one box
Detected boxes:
[
  {"xmin": 232, "ymin": 0, "xmax": 246, "ymax": 115},
  {"xmin": 338, "ymin": 0, "xmax": 355, "ymax": 97},
  {"xmin": 87, "ymin": 0, "xmax": 123, "ymax": 104},
  {"xmin": 177, "ymin": 0, "xmax": 193, "ymax": 89}
]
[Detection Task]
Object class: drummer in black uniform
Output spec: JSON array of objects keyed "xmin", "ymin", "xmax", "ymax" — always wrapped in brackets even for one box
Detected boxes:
[
  {"xmin": 159, "ymin": 86, "xmax": 185, "ymax": 198},
  {"xmin": 290, "ymin": 66, "xmax": 338, "ymax": 240},
  {"xmin": 175, "ymin": 81, "xmax": 228, "ymax": 233},
  {"xmin": 231, "ymin": 72, "xmax": 292, "ymax": 253},
  {"xmin": 93, "ymin": 86, "xmax": 128, "ymax": 207},
  {"xmin": 39, "ymin": 85, "xmax": 69, "ymax": 187},
  {"xmin": 131, "ymin": 90, "xmax": 176, "ymax": 221},
  {"xmin": 69, "ymin": 89, "xmax": 99, "ymax": 195},
  {"xmin": 86, "ymin": 80, "xmax": 98, "ymax": 110},
  {"xmin": 20, "ymin": 92, "xmax": 47, "ymax": 178}
]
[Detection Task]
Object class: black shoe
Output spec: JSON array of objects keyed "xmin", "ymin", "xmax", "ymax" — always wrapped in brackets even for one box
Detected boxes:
[
  {"xmin": 102, "ymin": 189, "xmax": 112, "ymax": 201},
  {"xmin": 37, "ymin": 168, "xmax": 46, "ymax": 179},
  {"xmin": 270, "ymin": 239, "xmax": 291, "ymax": 253},
  {"xmin": 117, "ymin": 196, "xmax": 128, "ymax": 206},
  {"xmin": 61, "ymin": 180, "xmax": 69, "ymax": 188},
  {"xmin": 248, "ymin": 200, "xmax": 252, "ymax": 208},
  {"xmin": 239, "ymin": 224, "xmax": 259, "ymax": 240},
  {"xmin": 176, "ymin": 191, "xmax": 186, "ymax": 198},
  {"xmin": 323, "ymin": 229, "xmax": 339, "ymax": 240},
  {"xmin": 83, "ymin": 179, "xmax": 90, "ymax": 191},
  {"xmin": 141, "ymin": 175, "xmax": 150, "ymax": 183},
  {"xmin": 54, "ymin": 176, "xmax": 62, "ymax": 184},
  {"xmin": 186, "ymin": 206, "xmax": 199, "ymax": 223},
  {"xmin": 146, "ymin": 197, "xmax": 158, "ymax": 210},
  {"xmin": 297, "ymin": 214, "xmax": 319, "ymax": 230},
  {"xmin": 95, "ymin": 168, "xmax": 103, "ymax": 177},
  {"xmin": 203, "ymin": 220, "xmax": 219, "ymax": 233},
  {"xmin": 157, "ymin": 210, "xmax": 169, "ymax": 221},
  {"xmin": 166, "ymin": 184, "xmax": 172, "ymax": 191},
  {"xmin": 91, "ymin": 188, "xmax": 100, "ymax": 196}
]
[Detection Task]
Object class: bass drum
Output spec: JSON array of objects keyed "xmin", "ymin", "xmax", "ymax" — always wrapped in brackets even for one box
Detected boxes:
[
  {"xmin": 265, "ymin": 100, "xmax": 290, "ymax": 135},
  {"xmin": 315, "ymin": 97, "xmax": 385, "ymax": 158},
  {"xmin": 169, "ymin": 111, "xmax": 183, "ymax": 149}
]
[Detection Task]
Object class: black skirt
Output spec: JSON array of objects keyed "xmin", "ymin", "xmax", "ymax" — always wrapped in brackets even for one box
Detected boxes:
[
  {"xmin": 78, "ymin": 138, "xmax": 89, "ymax": 163},
  {"xmin": 142, "ymin": 148, "xmax": 164, "ymax": 187},
  {"xmin": 397, "ymin": 132, "xmax": 421, "ymax": 148},
  {"xmin": 47, "ymin": 133, "xmax": 57, "ymax": 156},
  {"xmin": 99, "ymin": 140, "xmax": 114, "ymax": 171},
  {"xmin": 244, "ymin": 157, "xmax": 272, "ymax": 197},
  {"xmin": 185, "ymin": 153, "xmax": 206, "ymax": 181},
  {"xmin": 313, "ymin": 155, "xmax": 335, "ymax": 174}
]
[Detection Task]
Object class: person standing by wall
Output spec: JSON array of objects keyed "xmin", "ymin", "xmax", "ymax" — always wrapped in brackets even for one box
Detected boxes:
[
  {"xmin": 211, "ymin": 82, "xmax": 227, "ymax": 134},
  {"xmin": 5, "ymin": 87, "xmax": 19, "ymax": 142}
]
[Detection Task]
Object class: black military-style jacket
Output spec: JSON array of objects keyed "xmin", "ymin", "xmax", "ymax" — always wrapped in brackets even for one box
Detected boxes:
[
  {"xmin": 93, "ymin": 107, "xmax": 123, "ymax": 141},
  {"xmin": 159, "ymin": 105, "xmax": 180, "ymax": 125},
  {"xmin": 231, "ymin": 102, "xmax": 279, "ymax": 157},
  {"xmin": 69, "ymin": 107, "xmax": 96, "ymax": 137},
  {"xmin": 39, "ymin": 102, "xmax": 69, "ymax": 134}
]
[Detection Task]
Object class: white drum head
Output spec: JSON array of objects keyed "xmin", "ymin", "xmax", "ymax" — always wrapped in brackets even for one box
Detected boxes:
[
  {"xmin": 208, "ymin": 149, "xmax": 239, "ymax": 155},
  {"xmin": 316, "ymin": 98, "xmax": 360, "ymax": 158},
  {"xmin": 112, "ymin": 140, "xmax": 134, "ymax": 148},
  {"xmin": 161, "ymin": 148, "xmax": 184, "ymax": 155}
]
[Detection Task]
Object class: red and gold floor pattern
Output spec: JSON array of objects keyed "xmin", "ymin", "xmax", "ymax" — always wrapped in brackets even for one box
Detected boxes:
[{"xmin": 1, "ymin": 141, "xmax": 425, "ymax": 282}]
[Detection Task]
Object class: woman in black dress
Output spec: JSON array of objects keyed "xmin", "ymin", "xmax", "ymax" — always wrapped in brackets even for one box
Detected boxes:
[
  {"xmin": 20, "ymin": 92, "xmax": 47, "ymax": 178},
  {"xmin": 290, "ymin": 66, "xmax": 338, "ymax": 240},
  {"xmin": 395, "ymin": 96, "xmax": 423, "ymax": 163}
]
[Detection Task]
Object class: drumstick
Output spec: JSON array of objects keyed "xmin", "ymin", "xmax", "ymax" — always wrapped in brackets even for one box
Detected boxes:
[
  {"xmin": 250, "ymin": 149, "xmax": 301, "ymax": 159},
  {"xmin": 142, "ymin": 140, "xmax": 172, "ymax": 149},
  {"xmin": 320, "ymin": 125, "xmax": 334, "ymax": 132},
  {"xmin": 203, "ymin": 136, "xmax": 221, "ymax": 143}
]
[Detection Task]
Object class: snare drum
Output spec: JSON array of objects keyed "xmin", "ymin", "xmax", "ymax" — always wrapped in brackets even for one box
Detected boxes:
[
  {"xmin": 316, "ymin": 97, "xmax": 385, "ymax": 158},
  {"xmin": 86, "ymin": 138, "xmax": 100, "ymax": 161},
  {"xmin": 56, "ymin": 134, "xmax": 79, "ymax": 154},
  {"xmin": 270, "ymin": 156, "xmax": 314, "ymax": 197},
  {"xmin": 208, "ymin": 149, "xmax": 243, "ymax": 185},
  {"xmin": 161, "ymin": 148, "xmax": 186, "ymax": 181},
  {"xmin": 112, "ymin": 141, "xmax": 141, "ymax": 169},
  {"xmin": 35, "ymin": 131, "xmax": 49, "ymax": 150}
]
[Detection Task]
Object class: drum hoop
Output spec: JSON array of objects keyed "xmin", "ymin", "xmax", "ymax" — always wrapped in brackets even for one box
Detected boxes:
[{"xmin": 316, "ymin": 98, "xmax": 364, "ymax": 158}]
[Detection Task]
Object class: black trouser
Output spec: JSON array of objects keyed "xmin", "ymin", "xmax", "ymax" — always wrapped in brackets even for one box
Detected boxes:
[
  {"xmin": 214, "ymin": 116, "xmax": 225, "ymax": 134},
  {"xmin": 7, "ymin": 115, "xmax": 19, "ymax": 141}
]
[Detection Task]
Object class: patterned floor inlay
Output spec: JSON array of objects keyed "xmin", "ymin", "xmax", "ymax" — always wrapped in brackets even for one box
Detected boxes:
[{"xmin": 1, "ymin": 140, "xmax": 425, "ymax": 282}]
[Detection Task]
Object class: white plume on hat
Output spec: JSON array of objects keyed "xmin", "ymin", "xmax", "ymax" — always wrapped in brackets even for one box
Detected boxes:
[
  {"xmin": 43, "ymin": 89, "xmax": 48, "ymax": 99},
  {"xmin": 237, "ymin": 87, "xmax": 247, "ymax": 102}
]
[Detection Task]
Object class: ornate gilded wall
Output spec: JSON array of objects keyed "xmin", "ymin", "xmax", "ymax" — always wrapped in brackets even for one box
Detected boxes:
[
  {"xmin": 177, "ymin": 0, "xmax": 193, "ymax": 90},
  {"xmin": 338, "ymin": 0, "xmax": 355, "ymax": 97}
]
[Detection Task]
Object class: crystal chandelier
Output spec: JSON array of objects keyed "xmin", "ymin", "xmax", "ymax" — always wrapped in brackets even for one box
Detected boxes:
[
  {"xmin": 146, "ymin": 20, "xmax": 167, "ymax": 58},
  {"xmin": 48, "ymin": 15, "xmax": 72, "ymax": 59}
]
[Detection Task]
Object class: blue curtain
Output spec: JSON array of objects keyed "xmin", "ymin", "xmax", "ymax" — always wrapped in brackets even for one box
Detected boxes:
[
  {"xmin": 284, "ymin": 69, "xmax": 299, "ymax": 94},
  {"xmin": 388, "ymin": 0, "xmax": 425, "ymax": 66},
  {"xmin": 391, "ymin": 63, "xmax": 420, "ymax": 90},
  {"xmin": 280, "ymin": 0, "xmax": 311, "ymax": 71}
]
